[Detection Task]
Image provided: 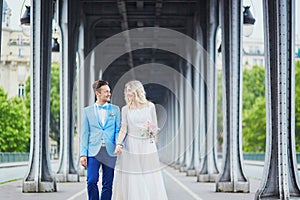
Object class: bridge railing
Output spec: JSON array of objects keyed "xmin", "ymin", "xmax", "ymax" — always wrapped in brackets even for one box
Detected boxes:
[
  {"xmin": 243, "ymin": 152, "xmax": 300, "ymax": 163},
  {"xmin": 0, "ymin": 152, "xmax": 30, "ymax": 163},
  {"xmin": 2, "ymin": 152, "xmax": 300, "ymax": 163},
  {"xmin": 243, "ymin": 152, "xmax": 265, "ymax": 161}
]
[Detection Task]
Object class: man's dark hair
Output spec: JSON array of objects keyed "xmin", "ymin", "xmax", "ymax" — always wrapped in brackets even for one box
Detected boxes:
[{"xmin": 92, "ymin": 80, "xmax": 109, "ymax": 93}]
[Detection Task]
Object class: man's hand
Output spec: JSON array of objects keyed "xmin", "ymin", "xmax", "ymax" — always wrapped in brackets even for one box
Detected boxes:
[{"xmin": 80, "ymin": 156, "xmax": 87, "ymax": 169}]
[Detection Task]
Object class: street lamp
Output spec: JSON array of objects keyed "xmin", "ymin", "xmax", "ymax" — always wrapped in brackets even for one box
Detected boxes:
[
  {"xmin": 20, "ymin": 6, "xmax": 30, "ymax": 25},
  {"xmin": 52, "ymin": 38, "xmax": 60, "ymax": 52},
  {"xmin": 243, "ymin": 6, "xmax": 256, "ymax": 25},
  {"xmin": 20, "ymin": 1, "xmax": 60, "ymax": 51},
  {"xmin": 243, "ymin": 5, "xmax": 256, "ymax": 37},
  {"xmin": 20, "ymin": 3, "xmax": 30, "ymax": 36},
  {"xmin": 218, "ymin": 5, "xmax": 256, "ymax": 53}
]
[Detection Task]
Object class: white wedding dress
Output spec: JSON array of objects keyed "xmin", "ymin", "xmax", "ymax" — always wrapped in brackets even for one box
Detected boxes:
[{"xmin": 112, "ymin": 102, "xmax": 168, "ymax": 200}]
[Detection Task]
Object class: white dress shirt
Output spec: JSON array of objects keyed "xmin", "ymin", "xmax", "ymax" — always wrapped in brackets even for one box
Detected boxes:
[{"xmin": 97, "ymin": 102, "xmax": 108, "ymax": 146}]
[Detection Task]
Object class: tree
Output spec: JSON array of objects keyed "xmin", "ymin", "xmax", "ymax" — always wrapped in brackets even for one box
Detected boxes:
[
  {"xmin": 49, "ymin": 63, "xmax": 60, "ymax": 147},
  {"xmin": 242, "ymin": 65, "xmax": 266, "ymax": 152},
  {"xmin": 242, "ymin": 61, "xmax": 300, "ymax": 152},
  {"xmin": 242, "ymin": 66, "xmax": 265, "ymax": 111},
  {"xmin": 25, "ymin": 63, "xmax": 60, "ymax": 150},
  {"xmin": 217, "ymin": 70, "xmax": 223, "ymax": 152},
  {"xmin": 0, "ymin": 87, "xmax": 30, "ymax": 152},
  {"xmin": 242, "ymin": 96, "xmax": 266, "ymax": 152},
  {"xmin": 295, "ymin": 61, "xmax": 300, "ymax": 151}
]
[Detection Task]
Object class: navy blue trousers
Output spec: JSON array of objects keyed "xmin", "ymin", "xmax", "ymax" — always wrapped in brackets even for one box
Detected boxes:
[{"xmin": 87, "ymin": 155, "xmax": 115, "ymax": 200}]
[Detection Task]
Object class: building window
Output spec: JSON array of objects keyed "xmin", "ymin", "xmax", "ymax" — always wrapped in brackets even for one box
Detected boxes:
[
  {"xmin": 249, "ymin": 47, "xmax": 254, "ymax": 53},
  {"xmin": 256, "ymin": 48, "xmax": 261, "ymax": 54},
  {"xmin": 18, "ymin": 84, "xmax": 25, "ymax": 97},
  {"xmin": 50, "ymin": 144, "xmax": 57, "ymax": 160},
  {"xmin": 17, "ymin": 35, "xmax": 23, "ymax": 45},
  {"xmin": 253, "ymin": 59, "xmax": 257, "ymax": 65},
  {"xmin": 18, "ymin": 48, "xmax": 24, "ymax": 57}
]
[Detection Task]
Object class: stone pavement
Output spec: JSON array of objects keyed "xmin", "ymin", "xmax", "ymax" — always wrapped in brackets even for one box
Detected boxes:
[{"xmin": 0, "ymin": 164, "xmax": 261, "ymax": 200}]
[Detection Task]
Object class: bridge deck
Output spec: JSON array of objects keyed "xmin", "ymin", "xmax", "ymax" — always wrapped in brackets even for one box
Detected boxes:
[{"xmin": 0, "ymin": 163, "xmax": 262, "ymax": 200}]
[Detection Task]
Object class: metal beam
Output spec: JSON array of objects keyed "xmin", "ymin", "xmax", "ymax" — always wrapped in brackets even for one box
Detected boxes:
[
  {"xmin": 186, "ymin": 64, "xmax": 197, "ymax": 176},
  {"xmin": 216, "ymin": 0, "xmax": 249, "ymax": 192},
  {"xmin": 22, "ymin": 0, "xmax": 56, "ymax": 192},
  {"xmin": 81, "ymin": 0, "xmax": 198, "ymax": 3},
  {"xmin": 55, "ymin": 0, "xmax": 80, "ymax": 182},
  {"xmin": 197, "ymin": 0, "xmax": 219, "ymax": 183},
  {"xmin": 255, "ymin": 0, "xmax": 300, "ymax": 198},
  {"xmin": 117, "ymin": 0, "xmax": 135, "ymax": 72}
]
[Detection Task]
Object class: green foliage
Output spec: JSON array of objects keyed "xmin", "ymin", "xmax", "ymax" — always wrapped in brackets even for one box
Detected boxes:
[
  {"xmin": 295, "ymin": 61, "xmax": 300, "ymax": 151},
  {"xmin": 49, "ymin": 63, "xmax": 60, "ymax": 144},
  {"xmin": 25, "ymin": 63, "xmax": 61, "ymax": 147},
  {"xmin": 217, "ymin": 71, "xmax": 223, "ymax": 151},
  {"xmin": 242, "ymin": 66, "xmax": 265, "ymax": 111},
  {"xmin": 242, "ymin": 65, "xmax": 266, "ymax": 152},
  {"xmin": 0, "ymin": 87, "xmax": 30, "ymax": 152},
  {"xmin": 242, "ymin": 61, "xmax": 300, "ymax": 152},
  {"xmin": 242, "ymin": 96, "xmax": 266, "ymax": 152}
]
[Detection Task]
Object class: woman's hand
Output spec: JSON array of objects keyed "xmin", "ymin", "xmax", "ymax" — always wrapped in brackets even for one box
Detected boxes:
[{"xmin": 114, "ymin": 144, "xmax": 123, "ymax": 155}]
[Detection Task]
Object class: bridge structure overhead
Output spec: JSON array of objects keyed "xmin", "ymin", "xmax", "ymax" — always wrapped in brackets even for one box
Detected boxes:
[{"xmin": 0, "ymin": 0, "xmax": 298, "ymax": 199}]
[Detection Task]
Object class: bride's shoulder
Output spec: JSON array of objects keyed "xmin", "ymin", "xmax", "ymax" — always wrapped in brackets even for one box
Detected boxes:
[{"xmin": 148, "ymin": 101, "xmax": 155, "ymax": 108}]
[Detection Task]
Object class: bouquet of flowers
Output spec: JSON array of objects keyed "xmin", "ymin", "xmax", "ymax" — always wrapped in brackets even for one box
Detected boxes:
[{"xmin": 141, "ymin": 120, "xmax": 158, "ymax": 143}]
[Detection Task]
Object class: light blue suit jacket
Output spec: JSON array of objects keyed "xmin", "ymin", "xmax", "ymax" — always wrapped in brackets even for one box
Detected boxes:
[{"xmin": 80, "ymin": 103, "xmax": 121, "ymax": 157}]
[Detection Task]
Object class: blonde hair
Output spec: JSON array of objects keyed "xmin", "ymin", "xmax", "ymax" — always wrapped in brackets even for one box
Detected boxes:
[{"xmin": 124, "ymin": 80, "xmax": 148, "ymax": 107}]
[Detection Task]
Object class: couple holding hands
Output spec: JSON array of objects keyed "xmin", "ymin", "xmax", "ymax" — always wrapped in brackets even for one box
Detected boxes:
[{"xmin": 80, "ymin": 80, "xmax": 168, "ymax": 200}]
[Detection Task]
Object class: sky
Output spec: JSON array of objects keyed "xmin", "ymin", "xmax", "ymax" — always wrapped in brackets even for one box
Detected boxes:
[{"xmin": 5, "ymin": 0, "xmax": 300, "ymax": 40}]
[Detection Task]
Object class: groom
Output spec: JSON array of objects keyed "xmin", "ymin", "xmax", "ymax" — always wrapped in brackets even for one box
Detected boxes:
[{"xmin": 80, "ymin": 80, "xmax": 121, "ymax": 200}]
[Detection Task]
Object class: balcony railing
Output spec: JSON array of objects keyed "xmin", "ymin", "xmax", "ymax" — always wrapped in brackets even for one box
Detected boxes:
[{"xmin": 8, "ymin": 39, "xmax": 30, "ymax": 46}]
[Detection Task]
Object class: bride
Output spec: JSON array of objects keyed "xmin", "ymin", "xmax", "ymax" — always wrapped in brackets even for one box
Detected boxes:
[{"xmin": 113, "ymin": 80, "xmax": 168, "ymax": 200}]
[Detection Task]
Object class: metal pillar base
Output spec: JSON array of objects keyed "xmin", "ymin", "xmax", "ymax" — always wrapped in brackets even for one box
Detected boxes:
[
  {"xmin": 170, "ymin": 162, "xmax": 177, "ymax": 168},
  {"xmin": 216, "ymin": 181, "xmax": 249, "ymax": 193},
  {"xmin": 197, "ymin": 173, "xmax": 218, "ymax": 182},
  {"xmin": 186, "ymin": 169, "xmax": 197, "ymax": 176},
  {"xmin": 77, "ymin": 166, "xmax": 86, "ymax": 176},
  {"xmin": 23, "ymin": 181, "xmax": 57, "ymax": 193},
  {"xmin": 179, "ymin": 166, "xmax": 187, "ymax": 172},
  {"xmin": 174, "ymin": 164, "xmax": 181, "ymax": 170},
  {"xmin": 55, "ymin": 173, "xmax": 79, "ymax": 182}
]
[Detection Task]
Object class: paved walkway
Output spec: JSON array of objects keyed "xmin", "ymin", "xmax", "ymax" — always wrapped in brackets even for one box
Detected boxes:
[{"xmin": 0, "ymin": 163, "xmax": 262, "ymax": 200}]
